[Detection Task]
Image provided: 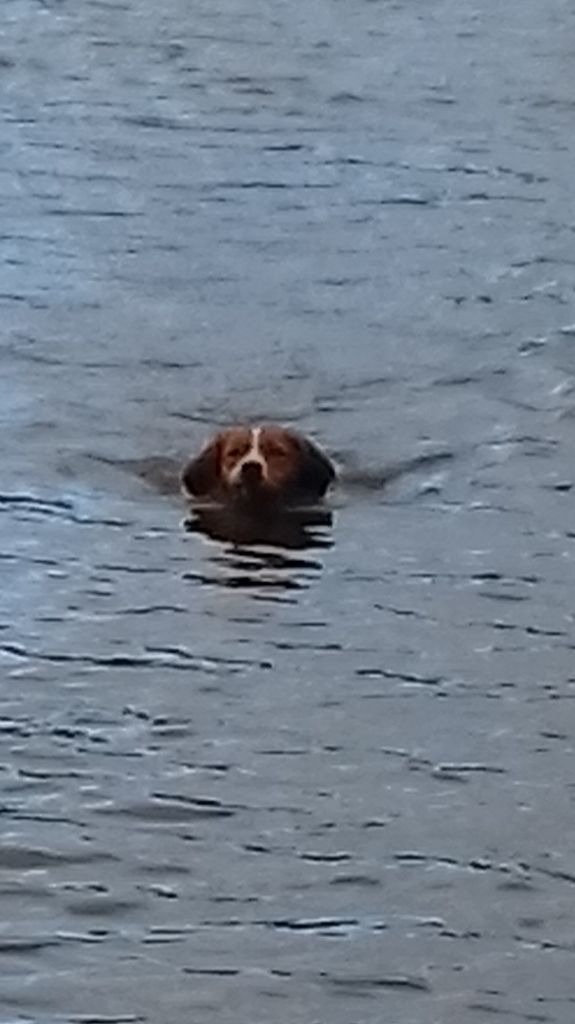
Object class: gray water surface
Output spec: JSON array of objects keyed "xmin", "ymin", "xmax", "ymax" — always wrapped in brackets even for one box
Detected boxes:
[{"xmin": 2, "ymin": 0, "xmax": 575, "ymax": 1021}]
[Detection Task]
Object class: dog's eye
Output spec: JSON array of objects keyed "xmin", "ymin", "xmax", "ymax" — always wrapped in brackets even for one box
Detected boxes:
[
  {"xmin": 226, "ymin": 447, "xmax": 245, "ymax": 460},
  {"xmin": 267, "ymin": 445, "xmax": 288, "ymax": 458}
]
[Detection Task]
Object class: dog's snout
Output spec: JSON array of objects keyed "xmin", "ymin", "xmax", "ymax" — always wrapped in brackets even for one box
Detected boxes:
[{"xmin": 241, "ymin": 460, "xmax": 263, "ymax": 483}]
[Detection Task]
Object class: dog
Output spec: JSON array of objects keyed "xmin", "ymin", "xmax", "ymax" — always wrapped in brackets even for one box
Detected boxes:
[{"xmin": 181, "ymin": 424, "xmax": 336, "ymax": 509}]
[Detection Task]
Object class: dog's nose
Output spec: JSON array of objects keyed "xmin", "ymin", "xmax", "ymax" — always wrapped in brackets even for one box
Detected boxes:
[{"xmin": 240, "ymin": 460, "xmax": 263, "ymax": 484}]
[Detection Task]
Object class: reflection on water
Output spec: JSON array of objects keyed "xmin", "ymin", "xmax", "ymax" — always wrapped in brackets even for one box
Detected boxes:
[
  {"xmin": 184, "ymin": 503, "xmax": 334, "ymax": 550},
  {"xmin": 182, "ymin": 504, "xmax": 333, "ymax": 591}
]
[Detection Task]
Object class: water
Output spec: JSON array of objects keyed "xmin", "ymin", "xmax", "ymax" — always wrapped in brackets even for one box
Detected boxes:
[{"xmin": 2, "ymin": 0, "xmax": 575, "ymax": 1020}]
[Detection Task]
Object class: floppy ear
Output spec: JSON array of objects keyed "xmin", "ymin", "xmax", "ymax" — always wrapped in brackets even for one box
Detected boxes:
[
  {"xmin": 293, "ymin": 434, "xmax": 336, "ymax": 498},
  {"xmin": 181, "ymin": 437, "xmax": 222, "ymax": 498}
]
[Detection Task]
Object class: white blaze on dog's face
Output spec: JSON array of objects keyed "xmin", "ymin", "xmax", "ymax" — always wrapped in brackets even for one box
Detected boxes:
[{"xmin": 222, "ymin": 427, "xmax": 264, "ymax": 487}]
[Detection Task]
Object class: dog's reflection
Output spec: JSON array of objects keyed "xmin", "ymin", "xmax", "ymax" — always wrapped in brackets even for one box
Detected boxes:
[
  {"xmin": 184, "ymin": 503, "xmax": 334, "ymax": 552},
  {"xmin": 183, "ymin": 505, "xmax": 334, "ymax": 594}
]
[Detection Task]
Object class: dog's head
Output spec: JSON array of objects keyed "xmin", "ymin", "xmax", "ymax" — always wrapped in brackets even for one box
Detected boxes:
[{"xmin": 181, "ymin": 425, "xmax": 335, "ymax": 506}]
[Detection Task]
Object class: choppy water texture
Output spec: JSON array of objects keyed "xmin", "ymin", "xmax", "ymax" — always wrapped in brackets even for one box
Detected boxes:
[{"xmin": 2, "ymin": 0, "xmax": 575, "ymax": 1021}]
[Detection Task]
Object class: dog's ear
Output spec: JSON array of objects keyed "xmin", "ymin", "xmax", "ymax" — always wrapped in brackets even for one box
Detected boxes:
[
  {"xmin": 293, "ymin": 434, "xmax": 336, "ymax": 498},
  {"xmin": 181, "ymin": 436, "xmax": 222, "ymax": 498}
]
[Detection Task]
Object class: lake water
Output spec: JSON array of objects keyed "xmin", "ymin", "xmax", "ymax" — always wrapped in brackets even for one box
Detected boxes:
[{"xmin": 2, "ymin": 0, "xmax": 575, "ymax": 1021}]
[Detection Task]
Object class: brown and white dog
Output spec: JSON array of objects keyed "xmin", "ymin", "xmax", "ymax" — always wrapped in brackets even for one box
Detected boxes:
[{"xmin": 181, "ymin": 424, "xmax": 336, "ymax": 509}]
